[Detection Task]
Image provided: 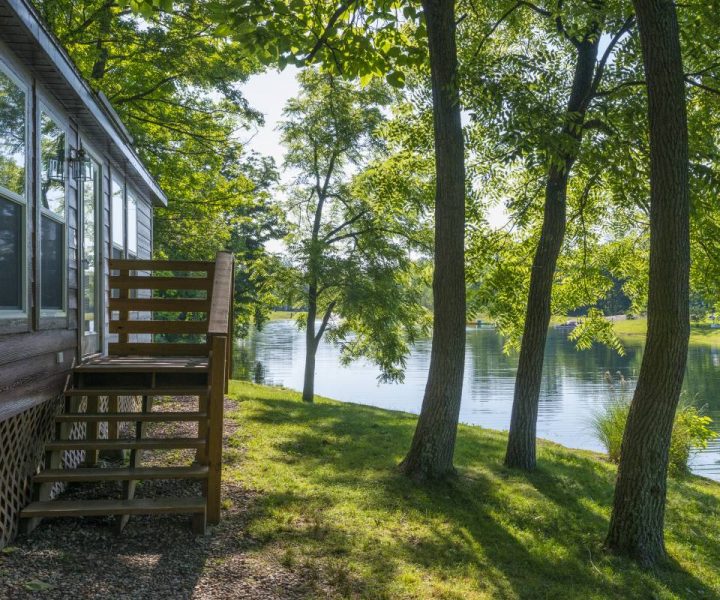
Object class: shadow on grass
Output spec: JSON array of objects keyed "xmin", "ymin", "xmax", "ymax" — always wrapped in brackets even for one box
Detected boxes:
[{"xmin": 237, "ymin": 394, "xmax": 720, "ymax": 599}]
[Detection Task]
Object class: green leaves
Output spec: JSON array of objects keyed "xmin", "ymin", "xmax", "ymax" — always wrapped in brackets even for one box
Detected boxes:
[{"xmin": 385, "ymin": 70, "xmax": 406, "ymax": 88}]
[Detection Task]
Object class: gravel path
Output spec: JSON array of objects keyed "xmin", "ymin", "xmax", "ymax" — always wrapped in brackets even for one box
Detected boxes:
[{"xmin": 0, "ymin": 397, "xmax": 314, "ymax": 600}]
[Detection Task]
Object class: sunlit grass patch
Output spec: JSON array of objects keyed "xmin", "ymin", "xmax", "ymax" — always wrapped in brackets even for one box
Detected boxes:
[{"xmin": 226, "ymin": 380, "xmax": 720, "ymax": 599}]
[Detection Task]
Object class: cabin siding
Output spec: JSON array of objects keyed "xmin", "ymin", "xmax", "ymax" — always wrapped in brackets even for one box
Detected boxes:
[{"xmin": 0, "ymin": 9, "xmax": 160, "ymax": 546}]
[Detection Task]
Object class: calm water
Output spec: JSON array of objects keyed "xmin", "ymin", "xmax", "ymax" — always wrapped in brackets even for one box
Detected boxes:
[{"xmin": 234, "ymin": 319, "xmax": 720, "ymax": 481}]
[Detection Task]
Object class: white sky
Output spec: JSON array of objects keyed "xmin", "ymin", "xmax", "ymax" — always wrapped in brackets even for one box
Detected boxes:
[{"xmin": 239, "ymin": 67, "xmax": 300, "ymax": 168}]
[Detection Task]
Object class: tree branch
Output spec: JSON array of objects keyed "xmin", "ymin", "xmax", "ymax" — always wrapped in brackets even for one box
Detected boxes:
[
  {"xmin": 316, "ymin": 300, "xmax": 337, "ymax": 344},
  {"xmin": 305, "ymin": 1, "xmax": 357, "ymax": 64},
  {"xmin": 590, "ymin": 14, "xmax": 636, "ymax": 99},
  {"xmin": 685, "ymin": 76, "xmax": 720, "ymax": 96},
  {"xmin": 323, "ymin": 210, "xmax": 369, "ymax": 242}
]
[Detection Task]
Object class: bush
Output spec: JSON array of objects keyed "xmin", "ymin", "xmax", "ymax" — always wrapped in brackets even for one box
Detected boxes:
[{"xmin": 592, "ymin": 393, "xmax": 716, "ymax": 477}]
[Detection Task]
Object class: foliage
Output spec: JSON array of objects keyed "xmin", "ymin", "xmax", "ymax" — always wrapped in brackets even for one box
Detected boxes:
[
  {"xmin": 671, "ymin": 403, "xmax": 717, "ymax": 476},
  {"xmin": 227, "ymin": 380, "xmax": 720, "ymax": 599},
  {"xmin": 36, "ymin": 0, "xmax": 285, "ymax": 331},
  {"xmin": 593, "ymin": 393, "xmax": 716, "ymax": 476}
]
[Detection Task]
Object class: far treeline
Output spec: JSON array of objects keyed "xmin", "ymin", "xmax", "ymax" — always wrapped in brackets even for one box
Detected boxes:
[{"xmin": 38, "ymin": 0, "xmax": 720, "ymax": 568}]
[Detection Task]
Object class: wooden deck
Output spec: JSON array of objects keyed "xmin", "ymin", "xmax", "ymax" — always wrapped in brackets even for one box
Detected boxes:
[{"xmin": 20, "ymin": 252, "xmax": 234, "ymax": 536}]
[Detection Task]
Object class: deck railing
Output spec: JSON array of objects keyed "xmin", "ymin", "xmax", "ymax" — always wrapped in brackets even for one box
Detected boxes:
[{"xmin": 107, "ymin": 250, "xmax": 234, "ymax": 524}]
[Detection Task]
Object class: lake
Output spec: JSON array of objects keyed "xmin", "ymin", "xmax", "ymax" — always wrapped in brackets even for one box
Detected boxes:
[{"xmin": 234, "ymin": 319, "xmax": 720, "ymax": 481}]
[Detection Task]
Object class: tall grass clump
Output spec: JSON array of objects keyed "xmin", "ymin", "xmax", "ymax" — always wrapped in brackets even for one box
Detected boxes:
[{"xmin": 593, "ymin": 391, "xmax": 716, "ymax": 476}]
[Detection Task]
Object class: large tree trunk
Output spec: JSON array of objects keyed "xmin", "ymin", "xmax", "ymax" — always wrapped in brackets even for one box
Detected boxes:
[
  {"xmin": 302, "ymin": 283, "xmax": 318, "ymax": 402},
  {"xmin": 504, "ymin": 37, "xmax": 600, "ymax": 470},
  {"xmin": 400, "ymin": 0, "xmax": 466, "ymax": 480},
  {"xmin": 605, "ymin": 0, "xmax": 689, "ymax": 566},
  {"xmin": 91, "ymin": 2, "xmax": 112, "ymax": 80}
]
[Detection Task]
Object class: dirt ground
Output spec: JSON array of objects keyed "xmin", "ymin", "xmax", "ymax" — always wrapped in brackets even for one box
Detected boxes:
[{"xmin": 0, "ymin": 397, "xmax": 314, "ymax": 600}]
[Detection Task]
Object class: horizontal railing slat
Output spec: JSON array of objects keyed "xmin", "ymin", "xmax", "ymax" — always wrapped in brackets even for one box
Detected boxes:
[
  {"xmin": 109, "ymin": 320, "xmax": 208, "ymax": 334},
  {"xmin": 110, "ymin": 276, "xmax": 212, "ymax": 291},
  {"xmin": 108, "ymin": 343, "xmax": 210, "ymax": 357},
  {"xmin": 108, "ymin": 298, "xmax": 210, "ymax": 312}
]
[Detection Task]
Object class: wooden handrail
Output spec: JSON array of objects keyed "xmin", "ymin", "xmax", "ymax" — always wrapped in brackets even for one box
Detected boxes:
[{"xmin": 207, "ymin": 251, "xmax": 234, "ymax": 337}]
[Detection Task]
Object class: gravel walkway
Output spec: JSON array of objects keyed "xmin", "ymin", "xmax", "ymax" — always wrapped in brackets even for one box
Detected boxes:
[{"xmin": 0, "ymin": 397, "xmax": 313, "ymax": 600}]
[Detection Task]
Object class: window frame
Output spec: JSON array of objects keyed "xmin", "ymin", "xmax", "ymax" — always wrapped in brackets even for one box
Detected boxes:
[
  {"xmin": 36, "ymin": 100, "xmax": 69, "ymax": 321},
  {"xmin": 0, "ymin": 55, "xmax": 30, "ymax": 327}
]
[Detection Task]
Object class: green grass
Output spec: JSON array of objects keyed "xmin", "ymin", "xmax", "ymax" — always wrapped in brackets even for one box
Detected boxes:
[
  {"xmin": 613, "ymin": 317, "xmax": 720, "ymax": 346},
  {"xmin": 269, "ymin": 310, "xmax": 305, "ymax": 320},
  {"xmin": 225, "ymin": 381, "xmax": 720, "ymax": 599}
]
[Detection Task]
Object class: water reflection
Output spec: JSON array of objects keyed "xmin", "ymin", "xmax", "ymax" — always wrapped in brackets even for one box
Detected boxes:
[{"xmin": 235, "ymin": 320, "xmax": 720, "ymax": 481}]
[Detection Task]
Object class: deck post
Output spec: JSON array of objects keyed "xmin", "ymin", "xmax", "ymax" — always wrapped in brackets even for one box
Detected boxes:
[{"xmin": 207, "ymin": 333, "xmax": 227, "ymax": 525}]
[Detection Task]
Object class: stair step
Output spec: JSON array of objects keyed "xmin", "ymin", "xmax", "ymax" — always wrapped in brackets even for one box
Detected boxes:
[
  {"xmin": 20, "ymin": 497, "xmax": 206, "ymax": 519},
  {"xmin": 46, "ymin": 438, "xmax": 205, "ymax": 451},
  {"xmin": 56, "ymin": 412, "xmax": 207, "ymax": 423},
  {"xmin": 33, "ymin": 465, "xmax": 209, "ymax": 483},
  {"xmin": 64, "ymin": 387, "xmax": 210, "ymax": 397}
]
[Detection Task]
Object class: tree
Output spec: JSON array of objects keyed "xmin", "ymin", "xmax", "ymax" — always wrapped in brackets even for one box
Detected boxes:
[
  {"xmin": 605, "ymin": 0, "xmax": 690, "ymax": 566},
  {"xmin": 279, "ymin": 68, "xmax": 428, "ymax": 402},
  {"xmin": 37, "ymin": 0, "xmax": 284, "ymax": 330},
  {"xmin": 502, "ymin": 1, "xmax": 609, "ymax": 470},
  {"xmin": 220, "ymin": 0, "xmax": 470, "ymax": 477},
  {"xmin": 399, "ymin": 0, "xmax": 467, "ymax": 480},
  {"xmin": 461, "ymin": 0, "xmax": 647, "ymax": 469}
]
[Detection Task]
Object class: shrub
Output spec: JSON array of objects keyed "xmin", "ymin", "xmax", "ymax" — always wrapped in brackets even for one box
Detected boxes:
[{"xmin": 592, "ymin": 393, "xmax": 716, "ymax": 477}]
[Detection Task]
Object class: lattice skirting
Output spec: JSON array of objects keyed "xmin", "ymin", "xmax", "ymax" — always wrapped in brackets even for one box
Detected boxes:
[{"xmin": 0, "ymin": 395, "xmax": 140, "ymax": 548}]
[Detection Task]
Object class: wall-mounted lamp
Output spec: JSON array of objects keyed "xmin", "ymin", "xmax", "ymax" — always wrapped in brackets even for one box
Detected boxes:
[{"xmin": 69, "ymin": 148, "xmax": 92, "ymax": 181}]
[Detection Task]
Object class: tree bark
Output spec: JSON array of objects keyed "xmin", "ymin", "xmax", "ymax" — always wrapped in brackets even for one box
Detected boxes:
[
  {"xmin": 504, "ymin": 36, "xmax": 600, "ymax": 470},
  {"xmin": 605, "ymin": 0, "xmax": 689, "ymax": 566},
  {"xmin": 91, "ymin": 2, "xmax": 112, "ymax": 80},
  {"xmin": 302, "ymin": 282, "xmax": 318, "ymax": 402},
  {"xmin": 400, "ymin": 0, "xmax": 466, "ymax": 480}
]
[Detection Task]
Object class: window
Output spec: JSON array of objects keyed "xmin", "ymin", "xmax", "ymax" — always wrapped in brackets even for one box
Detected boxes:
[
  {"xmin": 127, "ymin": 189, "xmax": 137, "ymax": 256},
  {"xmin": 111, "ymin": 177, "xmax": 124, "ymax": 259},
  {"xmin": 0, "ymin": 63, "xmax": 27, "ymax": 315},
  {"xmin": 39, "ymin": 109, "xmax": 66, "ymax": 313}
]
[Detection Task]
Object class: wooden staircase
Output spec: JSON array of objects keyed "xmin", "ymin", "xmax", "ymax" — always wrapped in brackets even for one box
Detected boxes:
[{"xmin": 20, "ymin": 252, "xmax": 234, "ymax": 535}]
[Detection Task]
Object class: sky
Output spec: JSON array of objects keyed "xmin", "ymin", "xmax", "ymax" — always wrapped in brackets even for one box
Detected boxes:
[{"xmin": 239, "ymin": 67, "xmax": 300, "ymax": 169}]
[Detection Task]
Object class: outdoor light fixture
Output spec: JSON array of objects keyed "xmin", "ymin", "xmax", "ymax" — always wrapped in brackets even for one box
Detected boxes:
[{"xmin": 69, "ymin": 148, "xmax": 92, "ymax": 181}]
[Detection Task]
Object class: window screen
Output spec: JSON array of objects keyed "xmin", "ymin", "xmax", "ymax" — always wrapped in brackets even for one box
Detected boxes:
[
  {"xmin": 0, "ymin": 197, "xmax": 22, "ymax": 310},
  {"xmin": 40, "ymin": 215, "xmax": 63, "ymax": 311},
  {"xmin": 39, "ymin": 110, "xmax": 65, "ymax": 312}
]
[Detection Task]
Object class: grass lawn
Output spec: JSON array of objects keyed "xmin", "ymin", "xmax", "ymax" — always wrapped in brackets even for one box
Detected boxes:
[
  {"xmin": 612, "ymin": 317, "xmax": 720, "ymax": 346},
  {"xmin": 227, "ymin": 381, "xmax": 720, "ymax": 599},
  {"xmin": 269, "ymin": 310, "xmax": 305, "ymax": 320}
]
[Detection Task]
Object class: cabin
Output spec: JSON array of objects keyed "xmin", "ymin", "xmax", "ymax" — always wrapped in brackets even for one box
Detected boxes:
[{"xmin": 0, "ymin": 0, "xmax": 232, "ymax": 547}]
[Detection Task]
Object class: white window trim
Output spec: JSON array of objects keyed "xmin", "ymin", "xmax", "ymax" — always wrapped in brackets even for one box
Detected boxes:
[
  {"xmin": 37, "ymin": 101, "xmax": 69, "ymax": 318},
  {"xmin": 0, "ymin": 56, "xmax": 30, "ymax": 319}
]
